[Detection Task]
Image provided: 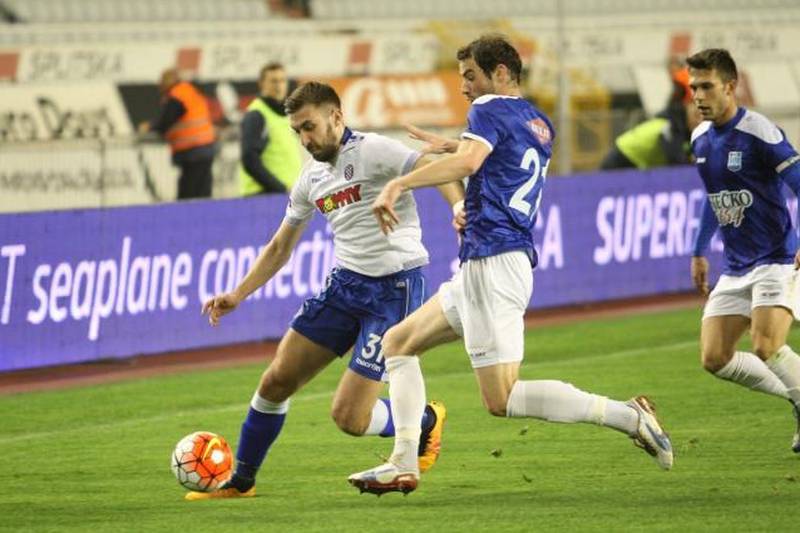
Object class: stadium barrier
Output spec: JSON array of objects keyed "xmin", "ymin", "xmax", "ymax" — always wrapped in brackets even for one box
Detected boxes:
[{"xmin": 0, "ymin": 166, "xmax": 726, "ymax": 372}]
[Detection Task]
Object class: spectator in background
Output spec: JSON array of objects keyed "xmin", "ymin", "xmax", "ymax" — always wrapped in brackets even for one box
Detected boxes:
[
  {"xmin": 238, "ymin": 63, "xmax": 302, "ymax": 195},
  {"xmin": 139, "ymin": 68, "xmax": 216, "ymax": 199},
  {"xmin": 600, "ymin": 69, "xmax": 700, "ymax": 171}
]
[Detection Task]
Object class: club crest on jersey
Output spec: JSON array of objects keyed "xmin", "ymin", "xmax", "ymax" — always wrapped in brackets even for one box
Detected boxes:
[
  {"xmin": 344, "ymin": 164, "xmax": 354, "ymax": 181},
  {"xmin": 708, "ymin": 188, "xmax": 753, "ymax": 227},
  {"xmin": 315, "ymin": 184, "xmax": 362, "ymax": 214},
  {"xmin": 529, "ymin": 118, "xmax": 552, "ymax": 145},
  {"xmin": 727, "ymin": 151, "xmax": 743, "ymax": 171}
]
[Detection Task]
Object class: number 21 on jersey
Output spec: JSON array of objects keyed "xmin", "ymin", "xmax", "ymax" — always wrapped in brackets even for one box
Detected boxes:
[{"xmin": 509, "ymin": 148, "xmax": 549, "ymax": 218}]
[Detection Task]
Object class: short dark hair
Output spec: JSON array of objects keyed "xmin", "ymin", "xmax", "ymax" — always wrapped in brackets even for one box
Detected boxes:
[
  {"xmin": 259, "ymin": 62, "xmax": 284, "ymax": 80},
  {"xmin": 457, "ymin": 34, "xmax": 522, "ymax": 83},
  {"xmin": 285, "ymin": 81, "xmax": 341, "ymax": 114},
  {"xmin": 686, "ymin": 48, "xmax": 738, "ymax": 82}
]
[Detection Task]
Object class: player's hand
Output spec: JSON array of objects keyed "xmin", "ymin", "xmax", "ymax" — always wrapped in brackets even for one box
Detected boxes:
[
  {"xmin": 372, "ymin": 179, "xmax": 403, "ymax": 235},
  {"xmin": 452, "ymin": 200, "xmax": 466, "ymax": 233},
  {"xmin": 691, "ymin": 256, "xmax": 709, "ymax": 296},
  {"xmin": 794, "ymin": 250, "xmax": 800, "ymax": 270},
  {"xmin": 405, "ymin": 124, "xmax": 458, "ymax": 155},
  {"xmin": 201, "ymin": 292, "xmax": 241, "ymax": 327}
]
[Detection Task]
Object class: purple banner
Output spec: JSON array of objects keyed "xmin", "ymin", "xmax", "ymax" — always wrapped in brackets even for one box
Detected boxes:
[{"xmin": 1, "ymin": 166, "xmax": 722, "ymax": 371}]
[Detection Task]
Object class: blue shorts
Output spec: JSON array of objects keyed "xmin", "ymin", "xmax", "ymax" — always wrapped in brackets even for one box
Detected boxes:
[{"xmin": 290, "ymin": 267, "xmax": 427, "ymax": 382}]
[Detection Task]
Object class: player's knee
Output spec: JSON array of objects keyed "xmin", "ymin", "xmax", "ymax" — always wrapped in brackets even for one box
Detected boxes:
[
  {"xmin": 382, "ymin": 325, "xmax": 417, "ymax": 357},
  {"xmin": 330, "ymin": 404, "xmax": 368, "ymax": 436},
  {"xmin": 752, "ymin": 338, "xmax": 781, "ymax": 361},
  {"xmin": 701, "ymin": 347, "xmax": 731, "ymax": 374},
  {"xmin": 258, "ymin": 369, "xmax": 297, "ymax": 403}
]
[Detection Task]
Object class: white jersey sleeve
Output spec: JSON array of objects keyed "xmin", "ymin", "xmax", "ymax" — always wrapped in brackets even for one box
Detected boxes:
[
  {"xmin": 362, "ymin": 134, "xmax": 422, "ymax": 179},
  {"xmin": 284, "ymin": 163, "xmax": 314, "ymax": 227}
]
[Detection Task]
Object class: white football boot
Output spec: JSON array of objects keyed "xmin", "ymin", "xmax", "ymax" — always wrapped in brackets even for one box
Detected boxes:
[
  {"xmin": 348, "ymin": 462, "xmax": 419, "ymax": 496},
  {"xmin": 627, "ymin": 395, "xmax": 674, "ymax": 470}
]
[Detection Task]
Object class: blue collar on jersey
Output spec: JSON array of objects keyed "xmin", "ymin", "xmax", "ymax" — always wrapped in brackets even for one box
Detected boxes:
[
  {"xmin": 340, "ymin": 127, "xmax": 353, "ymax": 146},
  {"xmin": 713, "ymin": 107, "xmax": 746, "ymax": 133}
]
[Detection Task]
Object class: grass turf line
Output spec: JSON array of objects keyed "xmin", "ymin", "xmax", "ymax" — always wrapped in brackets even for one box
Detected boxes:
[{"xmin": 2, "ymin": 307, "xmax": 799, "ymax": 532}]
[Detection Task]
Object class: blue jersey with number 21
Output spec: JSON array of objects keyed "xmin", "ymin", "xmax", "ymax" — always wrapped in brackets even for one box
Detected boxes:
[{"xmin": 459, "ymin": 95, "xmax": 555, "ymax": 267}]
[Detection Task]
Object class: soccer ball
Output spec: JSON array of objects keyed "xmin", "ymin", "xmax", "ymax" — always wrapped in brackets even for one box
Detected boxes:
[{"xmin": 170, "ymin": 431, "xmax": 233, "ymax": 492}]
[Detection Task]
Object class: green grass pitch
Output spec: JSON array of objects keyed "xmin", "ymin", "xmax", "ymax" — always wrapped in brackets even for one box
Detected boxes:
[{"xmin": 2, "ymin": 306, "xmax": 800, "ymax": 532}]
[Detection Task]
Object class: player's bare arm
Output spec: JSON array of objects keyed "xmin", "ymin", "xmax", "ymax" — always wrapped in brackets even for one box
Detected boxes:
[
  {"xmin": 691, "ymin": 256, "xmax": 710, "ymax": 296},
  {"xmin": 405, "ymin": 124, "xmax": 459, "ymax": 155},
  {"xmin": 413, "ymin": 156, "xmax": 467, "ymax": 234},
  {"xmin": 372, "ymin": 139, "xmax": 489, "ymax": 234},
  {"xmin": 411, "ymin": 155, "xmax": 465, "ymax": 210},
  {"xmin": 202, "ymin": 221, "xmax": 305, "ymax": 326}
]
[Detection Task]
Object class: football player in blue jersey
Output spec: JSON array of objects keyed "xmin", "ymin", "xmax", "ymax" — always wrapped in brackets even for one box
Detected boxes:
[
  {"xmin": 349, "ymin": 34, "xmax": 673, "ymax": 495},
  {"xmin": 687, "ymin": 49, "xmax": 800, "ymax": 453},
  {"xmin": 185, "ymin": 82, "xmax": 462, "ymax": 500}
]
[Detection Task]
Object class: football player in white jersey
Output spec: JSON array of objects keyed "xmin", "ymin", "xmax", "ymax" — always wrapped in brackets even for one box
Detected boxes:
[
  {"xmin": 349, "ymin": 34, "xmax": 672, "ymax": 496},
  {"xmin": 688, "ymin": 49, "xmax": 800, "ymax": 452},
  {"xmin": 185, "ymin": 82, "xmax": 463, "ymax": 500}
]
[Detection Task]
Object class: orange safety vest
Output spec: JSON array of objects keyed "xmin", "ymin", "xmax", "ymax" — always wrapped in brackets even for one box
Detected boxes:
[{"xmin": 164, "ymin": 81, "xmax": 216, "ymax": 153}]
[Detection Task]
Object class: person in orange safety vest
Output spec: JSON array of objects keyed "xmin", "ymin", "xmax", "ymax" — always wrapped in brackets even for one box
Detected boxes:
[{"xmin": 139, "ymin": 68, "xmax": 217, "ymax": 199}]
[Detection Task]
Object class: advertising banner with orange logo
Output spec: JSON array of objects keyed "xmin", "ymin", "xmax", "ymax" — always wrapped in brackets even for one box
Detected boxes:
[{"xmin": 324, "ymin": 72, "xmax": 470, "ymax": 129}]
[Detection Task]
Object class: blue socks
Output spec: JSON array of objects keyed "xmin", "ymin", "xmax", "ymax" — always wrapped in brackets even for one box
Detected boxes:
[
  {"xmin": 378, "ymin": 397, "xmax": 433, "ymax": 437},
  {"xmin": 378, "ymin": 397, "xmax": 396, "ymax": 437},
  {"xmin": 232, "ymin": 407, "xmax": 286, "ymax": 484}
]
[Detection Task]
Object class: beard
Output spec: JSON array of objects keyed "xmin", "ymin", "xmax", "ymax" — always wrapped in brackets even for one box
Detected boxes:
[
  {"xmin": 308, "ymin": 124, "xmax": 339, "ymax": 163},
  {"xmin": 309, "ymin": 143, "xmax": 338, "ymax": 163}
]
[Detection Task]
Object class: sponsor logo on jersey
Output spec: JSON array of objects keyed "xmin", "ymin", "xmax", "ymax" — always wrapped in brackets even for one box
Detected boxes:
[
  {"xmin": 315, "ymin": 184, "xmax": 362, "ymax": 214},
  {"xmin": 727, "ymin": 151, "xmax": 743, "ymax": 171},
  {"xmin": 529, "ymin": 118, "xmax": 552, "ymax": 145},
  {"xmin": 708, "ymin": 188, "xmax": 753, "ymax": 227},
  {"xmin": 696, "ymin": 157, "xmax": 706, "ymax": 163},
  {"xmin": 344, "ymin": 163, "xmax": 354, "ymax": 181}
]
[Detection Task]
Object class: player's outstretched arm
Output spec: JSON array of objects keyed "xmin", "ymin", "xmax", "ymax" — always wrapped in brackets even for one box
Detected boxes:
[
  {"xmin": 202, "ymin": 221, "xmax": 305, "ymax": 326},
  {"xmin": 413, "ymin": 155, "xmax": 466, "ymax": 234},
  {"xmin": 372, "ymin": 140, "xmax": 488, "ymax": 234},
  {"xmin": 406, "ymin": 124, "xmax": 459, "ymax": 155}
]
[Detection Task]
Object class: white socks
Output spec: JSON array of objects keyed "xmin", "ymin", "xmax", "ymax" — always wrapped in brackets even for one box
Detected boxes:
[
  {"xmin": 715, "ymin": 351, "xmax": 789, "ymax": 399},
  {"xmin": 386, "ymin": 356, "xmax": 426, "ymax": 472},
  {"xmin": 506, "ymin": 380, "xmax": 639, "ymax": 436},
  {"xmin": 766, "ymin": 345, "xmax": 800, "ymax": 405},
  {"xmin": 250, "ymin": 392, "xmax": 290, "ymax": 414}
]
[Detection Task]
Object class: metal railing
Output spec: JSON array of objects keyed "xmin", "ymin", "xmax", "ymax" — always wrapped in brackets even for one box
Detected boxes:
[{"xmin": 3, "ymin": 106, "xmax": 799, "ymax": 213}]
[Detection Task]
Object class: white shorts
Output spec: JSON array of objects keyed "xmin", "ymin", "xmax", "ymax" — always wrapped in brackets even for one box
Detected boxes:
[
  {"xmin": 438, "ymin": 250, "xmax": 533, "ymax": 369},
  {"xmin": 703, "ymin": 263, "xmax": 800, "ymax": 320}
]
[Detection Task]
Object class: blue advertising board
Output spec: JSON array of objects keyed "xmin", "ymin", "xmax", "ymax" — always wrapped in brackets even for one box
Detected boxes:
[{"xmin": 0, "ymin": 166, "xmax": 723, "ymax": 371}]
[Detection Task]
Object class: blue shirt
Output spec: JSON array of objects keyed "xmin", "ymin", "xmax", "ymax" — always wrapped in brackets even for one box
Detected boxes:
[
  {"xmin": 459, "ymin": 95, "xmax": 555, "ymax": 266},
  {"xmin": 691, "ymin": 107, "xmax": 800, "ymax": 275}
]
